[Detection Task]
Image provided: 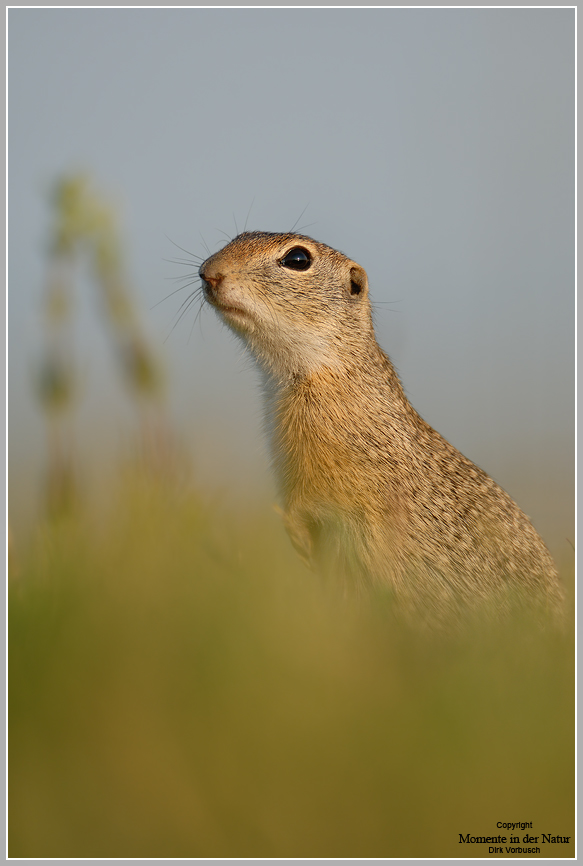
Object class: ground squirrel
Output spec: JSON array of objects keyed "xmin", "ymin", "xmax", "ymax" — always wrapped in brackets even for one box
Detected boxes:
[{"xmin": 199, "ymin": 231, "xmax": 563, "ymax": 625}]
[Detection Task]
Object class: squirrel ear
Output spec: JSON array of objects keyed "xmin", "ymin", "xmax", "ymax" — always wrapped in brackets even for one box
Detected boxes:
[{"xmin": 348, "ymin": 264, "xmax": 368, "ymax": 298}]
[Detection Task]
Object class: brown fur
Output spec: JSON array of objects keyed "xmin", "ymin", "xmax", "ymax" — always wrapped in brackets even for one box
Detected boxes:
[{"xmin": 200, "ymin": 231, "xmax": 563, "ymax": 625}]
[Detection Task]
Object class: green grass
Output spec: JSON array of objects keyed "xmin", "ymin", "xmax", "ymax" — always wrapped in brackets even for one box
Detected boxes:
[{"xmin": 9, "ymin": 477, "xmax": 574, "ymax": 858}]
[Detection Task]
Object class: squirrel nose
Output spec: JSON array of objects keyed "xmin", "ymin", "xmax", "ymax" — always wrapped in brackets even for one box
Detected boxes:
[{"xmin": 199, "ymin": 268, "xmax": 223, "ymax": 289}]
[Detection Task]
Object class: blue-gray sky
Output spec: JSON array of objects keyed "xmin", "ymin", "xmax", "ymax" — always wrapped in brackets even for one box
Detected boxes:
[{"xmin": 8, "ymin": 8, "xmax": 574, "ymax": 557}]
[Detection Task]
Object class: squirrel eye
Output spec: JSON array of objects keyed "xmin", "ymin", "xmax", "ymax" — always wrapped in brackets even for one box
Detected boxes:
[{"xmin": 281, "ymin": 247, "xmax": 312, "ymax": 271}]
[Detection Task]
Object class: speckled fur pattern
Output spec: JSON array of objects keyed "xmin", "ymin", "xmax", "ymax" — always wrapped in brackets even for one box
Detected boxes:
[{"xmin": 200, "ymin": 231, "xmax": 564, "ymax": 627}]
